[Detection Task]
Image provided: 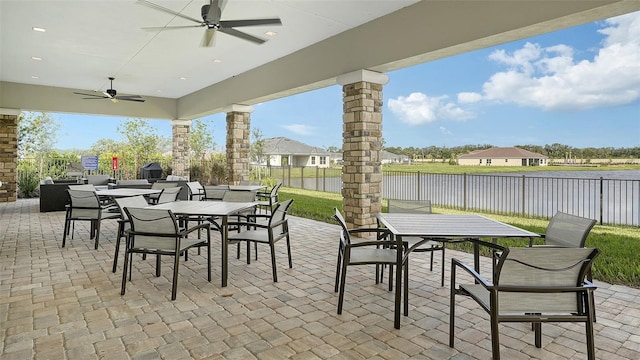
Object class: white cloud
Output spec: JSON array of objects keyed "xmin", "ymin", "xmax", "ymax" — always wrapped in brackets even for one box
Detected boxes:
[
  {"xmin": 477, "ymin": 12, "xmax": 640, "ymax": 111},
  {"xmin": 457, "ymin": 92, "xmax": 482, "ymax": 104},
  {"xmin": 439, "ymin": 126, "xmax": 452, "ymax": 135},
  {"xmin": 387, "ymin": 92, "xmax": 475, "ymax": 125},
  {"xmin": 282, "ymin": 124, "xmax": 315, "ymax": 135}
]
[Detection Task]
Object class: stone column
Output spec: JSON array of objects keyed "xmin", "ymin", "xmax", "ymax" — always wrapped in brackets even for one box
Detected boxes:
[
  {"xmin": 337, "ymin": 70, "xmax": 389, "ymax": 229},
  {"xmin": 224, "ymin": 104, "xmax": 253, "ymax": 185},
  {"xmin": 0, "ymin": 109, "xmax": 20, "ymax": 202},
  {"xmin": 171, "ymin": 119, "xmax": 191, "ymax": 179}
]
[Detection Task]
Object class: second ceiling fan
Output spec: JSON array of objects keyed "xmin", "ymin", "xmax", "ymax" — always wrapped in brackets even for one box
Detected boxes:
[{"xmin": 138, "ymin": 0, "xmax": 282, "ymax": 47}]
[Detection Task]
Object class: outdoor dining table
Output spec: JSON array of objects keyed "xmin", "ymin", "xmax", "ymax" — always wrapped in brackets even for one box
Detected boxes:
[
  {"xmin": 150, "ymin": 200, "xmax": 257, "ymax": 287},
  {"xmin": 95, "ymin": 188, "xmax": 162, "ymax": 198},
  {"xmin": 375, "ymin": 213, "xmax": 540, "ymax": 329}
]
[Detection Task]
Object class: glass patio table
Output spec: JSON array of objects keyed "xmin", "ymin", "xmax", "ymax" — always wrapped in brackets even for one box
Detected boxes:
[{"xmin": 376, "ymin": 213, "xmax": 539, "ymax": 329}]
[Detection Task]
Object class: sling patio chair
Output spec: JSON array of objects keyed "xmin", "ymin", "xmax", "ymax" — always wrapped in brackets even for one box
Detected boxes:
[
  {"xmin": 333, "ymin": 208, "xmax": 405, "ymax": 317},
  {"xmin": 203, "ymin": 185, "xmax": 229, "ymax": 201},
  {"xmin": 111, "ymin": 195, "xmax": 151, "ymax": 273},
  {"xmin": 382, "ymin": 199, "xmax": 450, "ymax": 286},
  {"xmin": 62, "ymin": 189, "xmax": 121, "ymax": 249},
  {"xmin": 121, "ymin": 207, "xmax": 211, "ymax": 300},
  {"xmin": 186, "ymin": 181, "xmax": 204, "ymax": 200},
  {"xmin": 226, "ymin": 199, "xmax": 294, "ymax": 282},
  {"xmin": 450, "ymin": 241, "xmax": 600, "ymax": 360}
]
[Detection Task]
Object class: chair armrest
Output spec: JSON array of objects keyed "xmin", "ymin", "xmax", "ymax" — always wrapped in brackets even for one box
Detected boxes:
[
  {"xmin": 180, "ymin": 223, "xmax": 211, "ymax": 237},
  {"xmin": 451, "ymin": 257, "xmax": 493, "ymax": 289}
]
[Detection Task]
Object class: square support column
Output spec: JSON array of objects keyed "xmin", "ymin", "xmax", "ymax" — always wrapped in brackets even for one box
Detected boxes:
[
  {"xmin": 0, "ymin": 109, "xmax": 20, "ymax": 202},
  {"xmin": 171, "ymin": 119, "xmax": 191, "ymax": 179},
  {"xmin": 224, "ymin": 104, "xmax": 253, "ymax": 185},
  {"xmin": 337, "ymin": 70, "xmax": 389, "ymax": 229}
]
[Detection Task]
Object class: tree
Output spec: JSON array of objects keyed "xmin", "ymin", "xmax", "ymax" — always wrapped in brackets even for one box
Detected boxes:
[
  {"xmin": 18, "ymin": 112, "xmax": 60, "ymax": 176},
  {"xmin": 18, "ymin": 112, "xmax": 60, "ymax": 158},
  {"xmin": 117, "ymin": 118, "xmax": 163, "ymax": 174},
  {"xmin": 250, "ymin": 127, "xmax": 266, "ymax": 181},
  {"xmin": 190, "ymin": 119, "xmax": 215, "ymax": 167}
]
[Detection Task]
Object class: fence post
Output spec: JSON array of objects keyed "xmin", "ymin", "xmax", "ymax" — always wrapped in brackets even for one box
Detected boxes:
[
  {"xmin": 315, "ymin": 167, "xmax": 319, "ymax": 191},
  {"xmin": 599, "ymin": 177, "xmax": 604, "ymax": 224},
  {"xmin": 522, "ymin": 175, "xmax": 526, "ymax": 217},
  {"xmin": 463, "ymin": 173, "xmax": 467, "ymax": 211},
  {"xmin": 417, "ymin": 171, "xmax": 421, "ymax": 200}
]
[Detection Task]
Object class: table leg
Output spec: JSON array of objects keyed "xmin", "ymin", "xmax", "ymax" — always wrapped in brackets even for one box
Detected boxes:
[
  {"xmin": 222, "ymin": 215, "xmax": 228, "ymax": 287},
  {"xmin": 473, "ymin": 239, "xmax": 480, "ymax": 274},
  {"xmin": 394, "ymin": 235, "xmax": 402, "ymax": 329}
]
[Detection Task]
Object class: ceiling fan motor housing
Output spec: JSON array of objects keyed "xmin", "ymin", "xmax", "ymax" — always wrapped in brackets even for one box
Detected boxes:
[{"xmin": 106, "ymin": 89, "xmax": 117, "ymax": 97}]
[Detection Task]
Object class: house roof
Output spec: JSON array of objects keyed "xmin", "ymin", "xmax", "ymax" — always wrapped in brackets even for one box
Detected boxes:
[
  {"xmin": 458, "ymin": 147, "xmax": 548, "ymax": 159},
  {"xmin": 263, "ymin": 137, "xmax": 330, "ymax": 156}
]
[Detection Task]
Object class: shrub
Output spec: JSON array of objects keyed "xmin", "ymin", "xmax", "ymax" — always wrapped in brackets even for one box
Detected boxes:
[{"xmin": 18, "ymin": 169, "xmax": 40, "ymax": 198}]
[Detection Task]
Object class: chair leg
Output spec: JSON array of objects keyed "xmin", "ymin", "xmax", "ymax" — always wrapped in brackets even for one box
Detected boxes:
[
  {"xmin": 586, "ymin": 292, "xmax": 596, "ymax": 360},
  {"xmin": 270, "ymin": 241, "xmax": 278, "ymax": 282},
  {"xmin": 440, "ymin": 245, "xmax": 446, "ymax": 287},
  {"xmin": 121, "ymin": 243, "xmax": 130, "ymax": 296},
  {"xmin": 171, "ymin": 251, "xmax": 180, "ymax": 301},
  {"xmin": 534, "ymin": 322, "xmax": 542, "ymax": 348},
  {"xmin": 156, "ymin": 255, "xmax": 161, "ymax": 277},
  {"xmin": 337, "ymin": 253, "xmax": 349, "ymax": 314},
  {"xmin": 286, "ymin": 234, "xmax": 292, "ymax": 269},
  {"xmin": 490, "ymin": 313, "xmax": 501, "ymax": 359},
  {"xmin": 449, "ymin": 264, "xmax": 456, "ymax": 348},
  {"xmin": 404, "ymin": 259, "xmax": 409, "ymax": 316},
  {"xmin": 62, "ymin": 216, "xmax": 70, "ymax": 248},
  {"xmin": 113, "ymin": 223, "xmax": 123, "ymax": 273},
  {"xmin": 334, "ymin": 245, "xmax": 343, "ymax": 293},
  {"xmin": 94, "ymin": 220, "xmax": 101, "ymax": 249},
  {"xmin": 429, "ymin": 250, "xmax": 434, "ymax": 271}
]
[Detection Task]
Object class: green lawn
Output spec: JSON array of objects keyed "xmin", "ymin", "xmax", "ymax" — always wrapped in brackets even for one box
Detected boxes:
[{"xmin": 279, "ymin": 187, "xmax": 640, "ymax": 288}]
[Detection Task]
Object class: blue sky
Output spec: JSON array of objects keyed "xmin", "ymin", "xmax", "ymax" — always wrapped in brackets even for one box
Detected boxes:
[{"xmin": 54, "ymin": 11, "xmax": 640, "ymax": 151}]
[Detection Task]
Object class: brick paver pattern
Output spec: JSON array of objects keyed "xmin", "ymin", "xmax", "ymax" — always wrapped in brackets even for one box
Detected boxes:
[{"xmin": 1, "ymin": 199, "xmax": 639, "ymax": 359}]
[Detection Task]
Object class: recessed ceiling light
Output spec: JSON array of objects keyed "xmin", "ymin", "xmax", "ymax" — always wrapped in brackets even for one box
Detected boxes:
[
  {"xmin": 31, "ymin": 76, "xmax": 39, "ymax": 79},
  {"xmin": 179, "ymin": 77, "xmax": 187, "ymax": 80},
  {"xmin": 32, "ymin": 27, "xmax": 46, "ymax": 32},
  {"xmin": 31, "ymin": 56, "xmax": 42, "ymax": 61},
  {"xmin": 213, "ymin": 59, "xmax": 222, "ymax": 63},
  {"xmin": 265, "ymin": 31, "xmax": 277, "ymax": 36},
  {"xmin": 156, "ymin": 89, "xmax": 162, "ymax": 93}
]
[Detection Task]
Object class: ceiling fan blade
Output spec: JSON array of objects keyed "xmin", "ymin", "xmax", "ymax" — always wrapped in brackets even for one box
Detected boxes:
[
  {"xmin": 79, "ymin": 97, "xmax": 108, "ymax": 100},
  {"xmin": 110, "ymin": 98, "xmax": 119, "ymax": 104},
  {"xmin": 201, "ymin": 28, "xmax": 217, "ymax": 47},
  {"xmin": 102, "ymin": 91, "xmax": 114, "ymax": 98},
  {"xmin": 118, "ymin": 98, "xmax": 146, "ymax": 103},
  {"xmin": 142, "ymin": 25, "xmax": 204, "ymax": 31},
  {"xmin": 220, "ymin": 18, "xmax": 282, "ymax": 28},
  {"xmin": 136, "ymin": 0, "xmax": 203, "ymax": 24},
  {"xmin": 73, "ymin": 92, "xmax": 106, "ymax": 98},
  {"xmin": 218, "ymin": 28, "xmax": 266, "ymax": 44}
]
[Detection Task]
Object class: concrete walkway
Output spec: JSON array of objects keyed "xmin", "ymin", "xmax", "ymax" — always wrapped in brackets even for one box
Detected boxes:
[{"xmin": 1, "ymin": 199, "xmax": 639, "ymax": 359}]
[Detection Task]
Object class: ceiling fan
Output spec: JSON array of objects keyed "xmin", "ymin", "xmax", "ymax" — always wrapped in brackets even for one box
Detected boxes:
[
  {"xmin": 73, "ymin": 77, "xmax": 145, "ymax": 103},
  {"xmin": 137, "ymin": 0, "xmax": 282, "ymax": 47}
]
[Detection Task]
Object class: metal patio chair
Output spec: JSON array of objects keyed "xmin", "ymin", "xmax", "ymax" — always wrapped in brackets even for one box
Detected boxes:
[
  {"xmin": 122, "ymin": 207, "xmax": 211, "ymax": 300},
  {"xmin": 62, "ymin": 189, "xmax": 121, "ymax": 249},
  {"xmin": 450, "ymin": 242, "xmax": 600, "ymax": 360}
]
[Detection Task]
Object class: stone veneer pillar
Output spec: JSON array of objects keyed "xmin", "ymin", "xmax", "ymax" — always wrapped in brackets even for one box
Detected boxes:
[
  {"xmin": 224, "ymin": 104, "xmax": 253, "ymax": 185},
  {"xmin": 171, "ymin": 119, "xmax": 191, "ymax": 179},
  {"xmin": 0, "ymin": 109, "xmax": 20, "ymax": 202},
  {"xmin": 337, "ymin": 70, "xmax": 389, "ymax": 229}
]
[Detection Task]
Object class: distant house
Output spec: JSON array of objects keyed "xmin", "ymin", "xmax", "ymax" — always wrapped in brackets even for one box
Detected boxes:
[
  {"xmin": 328, "ymin": 150, "xmax": 409, "ymax": 165},
  {"xmin": 381, "ymin": 150, "xmax": 410, "ymax": 165},
  {"xmin": 259, "ymin": 137, "xmax": 331, "ymax": 168},
  {"xmin": 457, "ymin": 147, "xmax": 548, "ymax": 166}
]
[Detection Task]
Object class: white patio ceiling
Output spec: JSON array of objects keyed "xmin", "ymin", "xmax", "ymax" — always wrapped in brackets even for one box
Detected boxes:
[{"xmin": 1, "ymin": 0, "xmax": 638, "ymax": 120}]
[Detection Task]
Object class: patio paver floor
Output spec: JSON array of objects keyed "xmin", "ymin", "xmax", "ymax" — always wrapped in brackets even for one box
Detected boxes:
[{"xmin": 1, "ymin": 199, "xmax": 639, "ymax": 359}]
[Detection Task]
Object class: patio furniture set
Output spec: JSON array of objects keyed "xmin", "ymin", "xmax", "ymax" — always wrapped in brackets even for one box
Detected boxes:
[{"xmin": 60, "ymin": 182, "xmax": 599, "ymax": 360}]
